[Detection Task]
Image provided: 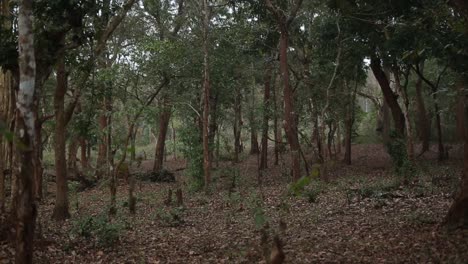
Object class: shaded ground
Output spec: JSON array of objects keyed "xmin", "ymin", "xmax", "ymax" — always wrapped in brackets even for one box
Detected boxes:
[{"xmin": 1, "ymin": 144, "xmax": 468, "ymax": 263}]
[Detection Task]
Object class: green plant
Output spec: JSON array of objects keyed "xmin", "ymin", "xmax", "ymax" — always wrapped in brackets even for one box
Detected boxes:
[
  {"xmin": 288, "ymin": 177, "xmax": 325, "ymax": 203},
  {"xmin": 71, "ymin": 214, "xmax": 125, "ymax": 247},
  {"xmin": 246, "ymin": 192, "xmax": 269, "ymax": 229},
  {"xmin": 154, "ymin": 207, "xmax": 185, "ymax": 227},
  {"xmin": 179, "ymin": 124, "xmax": 204, "ymax": 191},
  {"xmin": 385, "ymin": 131, "xmax": 416, "ymax": 179}
]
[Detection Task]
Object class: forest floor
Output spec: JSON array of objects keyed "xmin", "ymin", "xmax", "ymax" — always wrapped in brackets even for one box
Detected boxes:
[{"xmin": 1, "ymin": 144, "xmax": 468, "ymax": 263}]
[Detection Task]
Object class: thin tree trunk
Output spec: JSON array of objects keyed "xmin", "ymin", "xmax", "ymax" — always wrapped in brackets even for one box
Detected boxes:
[
  {"xmin": 202, "ymin": 0, "xmax": 211, "ymax": 192},
  {"xmin": 153, "ymin": 105, "xmax": 171, "ymax": 172},
  {"xmin": 208, "ymin": 93, "xmax": 218, "ymax": 161},
  {"xmin": 279, "ymin": 31, "xmax": 301, "ymax": 180},
  {"xmin": 68, "ymin": 136, "xmax": 79, "ymax": 175},
  {"xmin": 96, "ymin": 112, "xmax": 108, "ymax": 179},
  {"xmin": 393, "ymin": 68, "xmax": 415, "ymax": 161},
  {"xmin": 15, "ymin": 0, "xmax": 37, "ymax": 261},
  {"xmin": 433, "ymin": 92, "xmax": 445, "ymax": 161},
  {"xmin": 273, "ymin": 75, "xmax": 281, "ymax": 165},
  {"xmin": 260, "ymin": 62, "xmax": 272, "ymax": 170},
  {"xmin": 80, "ymin": 137, "xmax": 88, "ymax": 170},
  {"xmin": 233, "ymin": 87, "xmax": 242, "ymax": 163},
  {"xmin": 171, "ymin": 119, "xmax": 177, "ymax": 160},
  {"xmin": 249, "ymin": 78, "xmax": 260, "ymax": 155},
  {"xmin": 52, "ymin": 55, "xmax": 70, "ymax": 221},
  {"xmin": 456, "ymin": 81, "xmax": 465, "ymax": 142},
  {"xmin": 415, "ymin": 62, "xmax": 430, "ymax": 152}
]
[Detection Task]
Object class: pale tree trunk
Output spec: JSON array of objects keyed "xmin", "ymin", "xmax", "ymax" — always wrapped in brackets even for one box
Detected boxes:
[
  {"xmin": 15, "ymin": 0, "xmax": 37, "ymax": 261},
  {"xmin": 153, "ymin": 102, "xmax": 172, "ymax": 172},
  {"xmin": 202, "ymin": 0, "xmax": 211, "ymax": 192}
]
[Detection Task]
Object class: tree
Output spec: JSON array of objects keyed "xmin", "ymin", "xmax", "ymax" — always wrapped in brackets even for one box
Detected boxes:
[
  {"xmin": 265, "ymin": 0, "xmax": 304, "ymax": 180},
  {"xmin": 15, "ymin": 0, "xmax": 37, "ymax": 261}
]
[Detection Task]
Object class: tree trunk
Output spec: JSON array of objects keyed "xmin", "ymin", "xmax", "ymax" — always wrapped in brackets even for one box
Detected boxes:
[
  {"xmin": 249, "ymin": 80, "xmax": 260, "ymax": 155},
  {"xmin": 130, "ymin": 125, "xmax": 137, "ymax": 161},
  {"xmin": 208, "ymin": 93, "xmax": 218, "ymax": 161},
  {"xmin": 433, "ymin": 92, "xmax": 446, "ymax": 161},
  {"xmin": 80, "ymin": 137, "xmax": 88, "ymax": 170},
  {"xmin": 370, "ymin": 56, "xmax": 405, "ymax": 135},
  {"xmin": 202, "ymin": 0, "xmax": 211, "ymax": 192},
  {"xmin": 68, "ymin": 136, "xmax": 79, "ymax": 174},
  {"xmin": 96, "ymin": 112, "xmax": 108, "ymax": 179},
  {"xmin": 456, "ymin": 81, "xmax": 465, "ymax": 142},
  {"xmin": 273, "ymin": 75, "xmax": 281, "ymax": 165},
  {"xmin": 393, "ymin": 68, "xmax": 415, "ymax": 161},
  {"xmin": 0, "ymin": 69, "xmax": 12, "ymax": 213},
  {"xmin": 344, "ymin": 117, "xmax": 352, "ymax": 165},
  {"xmin": 15, "ymin": 0, "xmax": 37, "ymax": 261},
  {"xmin": 260, "ymin": 62, "xmax": 272, "ymax": 170},
  {"xmin": 279, "ymin": 30, "xmax": 301, "ymax": 180},
  {"xmin": 445, "ymin": 77, "xmax": 468, "ymax": 228},
  {"xmin": 153, "ymin": 105, "xmax": 171, "ymax": 172},
  {"xmin": 233, "ymin": 87, "xmax": 242, "ymax": 163},
  {"xmin": 52, "ymin": 55, "xmax": 70, "ymax": 221},
  {"xmin": 415, "ymin": 62, "xmax": 430, "ymax": 152}
]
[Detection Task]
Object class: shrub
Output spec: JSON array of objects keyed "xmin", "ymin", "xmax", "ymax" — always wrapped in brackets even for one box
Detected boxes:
[
  {"xmin": 71, "ymin": 214, "xmax": 125, "ymax": 247},
  {"xmin": 179, "ymin": 125, "xmax": 204, "ymax": 191},
  {"xmin": 385, "ymin": 131, "xmax": 416, "ymax": 179},
  {"xmin": 288, "ymin": 177, "xmax": 324, "ymax": 203}
]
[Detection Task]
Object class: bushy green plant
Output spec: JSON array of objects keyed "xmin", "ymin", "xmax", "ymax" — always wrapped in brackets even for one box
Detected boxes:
[
  {"xmin": 385, "ymin": 131, "xmax": 416, "ymax": 179},
  {"xmin": 288, "ymin": 177, "xmax": 324, "ymax": 203},
  {"xmin": 179, "ymin": 124, "xmax": 204, "ymax": 191},
  {"xmin": 154, "ymin": 207, "xmax": 185, "ymax": 227},
  {"xmin": 71, "ymin": 214, "xmax": 125, "ymax": 247},
  {"xmin": 247, "ymin": 192, "xmax": 268, "ymax": 229}
]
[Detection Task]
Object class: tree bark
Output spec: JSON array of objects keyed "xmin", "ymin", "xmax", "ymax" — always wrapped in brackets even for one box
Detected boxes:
[
  {"xmin": 415, "ymin": 62, "xmax": 430, "ymax": 152},
  {"xmin": 445, "ymin": 77, "xmax": 468, "ymax": 228},
  {"xmin": 96, "ymin": 110, "xmax": 108, "ymax": 179},
  {"xmin": 0, "ymin": 69, "xmax": 12, "ymax": 213},
  {"xmin": 393, "ymin": 68, "xmax": 415, "ymax": 161},
  {"xmin": 233, "ymin": 87, "xmax": 242, "ymax": 163},
  {"xmin": 153, "ymin": 103, "xmax": 171, "ymax": 172},
  {"xmin": 370, "ymin": 56, "xmax": 405, "ymax": 135},
  {"xmin": 202, "ymin": 0, "xmax": 211, "ymax": 192},
  {"xmin": 265, "ymin": 0, "xmax": 304, "ymax": 180},
  {"xmin": 15, "ymin": 0, "xmax": 37, "ymax": 261},
  {"xmin": 273, "ymin": 75, "xmax": 281, "ymax": 165},
  {"xmin": 51, "ymin": 55, "xmax": 70, "ymax": 221},
  {"xmin": 80, "ymin": 137, "xmax": 88, "ymax": 170},
  {"xmin": 260, "ymin": 61, "xmax": 272, "ymax": 170}
]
